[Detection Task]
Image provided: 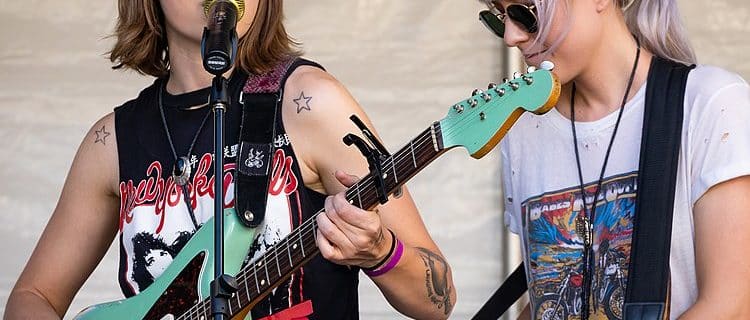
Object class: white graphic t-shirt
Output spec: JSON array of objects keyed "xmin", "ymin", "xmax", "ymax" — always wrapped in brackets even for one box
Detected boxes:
[{"xmin": 501, "ymin": 65, "xmax": 750, "ymax": 319}]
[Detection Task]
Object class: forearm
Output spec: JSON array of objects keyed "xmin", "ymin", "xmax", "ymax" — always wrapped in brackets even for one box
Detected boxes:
[
  {"xmin": 368, "ymin": 245, "xmax": 456, "ymax": 319},
  {"xmin": 5, "ymin": 290, "xmax": 62, "ymax": 320}
]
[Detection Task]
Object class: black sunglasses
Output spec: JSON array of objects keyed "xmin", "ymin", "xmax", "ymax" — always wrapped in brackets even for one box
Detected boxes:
[{"xmin": 479, "ymin": 2, "xmax": 539, "ymax": 39}]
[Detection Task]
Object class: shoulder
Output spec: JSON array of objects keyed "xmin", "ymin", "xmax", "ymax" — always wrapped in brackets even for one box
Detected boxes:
[
  {"xmin": 115, "ymin": 78, "xmax": 161, "ymax": 114},
  {"xmin": 687, "ymin": 65, "xmax": 746, "ymax": 87},
  {"xmin": 284, "ymin": 64, "xmax": 354, "ymax": 108},
  {"xmin": 683, "ymin": 65, "xmax": 750, "ymax": 121},
  {"xmin": 74, "ymin": 112, "xmax": 120, "ymax": 195},
  {"xmin": 685, "ymin": 65, "xmax": 749, "ymax": 105},
  {"xmin": 281, "ymin": 62, "xmax": 363, "ymax": 127}
]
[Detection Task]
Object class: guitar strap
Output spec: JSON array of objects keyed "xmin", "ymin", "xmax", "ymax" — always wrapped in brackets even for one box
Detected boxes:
[
  {"xmin": 472, "ymin": 57, "xmax": 694, "ymax": 320},
  {"xmin": 624, "ymin": 57, "xmax": 694, "ymax": 320},
  {"xmin": 235, "ymin": 57, "xmax": 325, "ymax": 227}
]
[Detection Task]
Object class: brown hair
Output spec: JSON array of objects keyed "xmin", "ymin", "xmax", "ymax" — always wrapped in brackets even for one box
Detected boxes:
[{"xmin": 107, "ymin": 0, "xmax": 301, "ymax": 77}]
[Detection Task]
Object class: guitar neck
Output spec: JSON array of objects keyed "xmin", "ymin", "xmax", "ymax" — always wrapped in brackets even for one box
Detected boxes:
[{"xmin": 191, "ymin": 123, "xmax": 446, "ymax": 318}]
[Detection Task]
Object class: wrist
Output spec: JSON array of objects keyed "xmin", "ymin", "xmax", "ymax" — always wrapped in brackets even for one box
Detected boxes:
[
  {"xmin": 362, "ymin": 228, "xmax": 395, "ymax": 270},
  {"xmin": 363, "ymin": 230, "xmax": 404, "ymax": 277}
]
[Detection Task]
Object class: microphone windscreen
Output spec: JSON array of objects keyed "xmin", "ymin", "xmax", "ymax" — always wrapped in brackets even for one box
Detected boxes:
[{"xmin": 203, "ymin": 0, "xmax": 246, "ymax": 20}]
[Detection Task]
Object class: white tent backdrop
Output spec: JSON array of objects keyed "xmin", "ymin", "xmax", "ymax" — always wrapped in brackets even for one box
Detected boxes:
[{"xmin": 1, "ymin": 1, "xmax": 748, "ymax": 319}]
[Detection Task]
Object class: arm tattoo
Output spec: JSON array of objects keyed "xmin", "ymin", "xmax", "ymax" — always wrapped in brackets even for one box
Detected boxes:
[
  {"xmin": 416, "ymin": 247, "xmax": 453, "ymax": 315},
  {"xmin": 94, "ymin": 125, "xmax": 111, "ymax": 145},
  {"xmin": 293, "ymin": 91, "xmax": 312, "ymax": 113}
]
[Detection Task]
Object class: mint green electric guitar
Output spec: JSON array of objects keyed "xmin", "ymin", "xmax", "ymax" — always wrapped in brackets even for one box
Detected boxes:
[{"xmin": 74, "ymin": 69, "xmax": 560, "ymax": 320}]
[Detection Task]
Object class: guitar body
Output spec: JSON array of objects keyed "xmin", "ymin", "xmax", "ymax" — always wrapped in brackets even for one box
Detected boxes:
[{"xmin": 74, "ymin": 209, "xmax": 255, "ymax": 320}]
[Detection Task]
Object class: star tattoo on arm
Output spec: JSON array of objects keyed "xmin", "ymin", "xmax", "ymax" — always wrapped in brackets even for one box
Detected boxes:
[
  {"xmin": 416, "ymin": 247, "xmax": 454, "ymax": 315},
  {"xmin": 94, "ymin": 125, "xmax": 111, "ymax": 145},
  {"xmin": 293, "ymin": 91, "xmax": 312, "ymax": 113}
]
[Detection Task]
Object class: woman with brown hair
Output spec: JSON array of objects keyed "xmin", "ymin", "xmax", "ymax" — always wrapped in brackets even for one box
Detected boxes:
[{"xmin": 5, "ymin": 1, "xmax": 455, "ymax": 319}]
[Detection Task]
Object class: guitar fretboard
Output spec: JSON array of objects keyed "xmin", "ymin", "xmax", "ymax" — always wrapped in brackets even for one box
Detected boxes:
[{"xmin": 178, "ymin": 123, "xmax": 444, "ymax": 319}]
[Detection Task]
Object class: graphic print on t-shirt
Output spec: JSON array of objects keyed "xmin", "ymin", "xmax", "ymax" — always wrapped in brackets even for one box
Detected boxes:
[
  {"xmin": 521, "ymin": 172, "xmax": 637, "ymax": 320},
  {"xmin": 118, "ymin": 150, "xmax": 238, "ymax": 295},
  {"xmin": 118, "ymin": 136, "xmax": 305, "ymax": 314}
]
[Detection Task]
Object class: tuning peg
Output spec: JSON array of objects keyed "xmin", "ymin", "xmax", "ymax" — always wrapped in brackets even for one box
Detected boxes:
[
  {"xmin": 481, "ymin": 93, "xmax": 491, "ymax": 102},
  {"xmin": 522, "ymin": 76, "xmax": 534, "ymax": 85},
  {"xmin": 526, "ymin": 66, "xmax": 537, "ymax": 73},
  {"xmin": 488, "ymin": 83, "xmax": 497, "ymax": 90},
  {"xmin": 495, "ymin": 87, "xmax": 505, "ymax": 97},
  {"xmin": 503, "ymin": 78, "xmax": 509, "ymax": 83},
  {"xmin": 512, "ymin": 72, "xmax": 522, "ymax": 79},
  {"xmin": 510, "ymin": 82, "xmax": 520, "ymax": 91},
  {"xmin": 453, "ymin": 104, "xmax": 464, "ymax": 113},
  {"xmin": 472, "ymin": 89, "xmax": 484, "ymax": 96},
  {"xmin": 540, "ymin": 60, "xmax": 555, "ymax": 71},
  {"xmin": 467, "ymin": 98, "xmax": 478, "ymax": 108}
]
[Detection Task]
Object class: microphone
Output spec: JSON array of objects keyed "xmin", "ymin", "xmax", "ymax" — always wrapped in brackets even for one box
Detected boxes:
[{"xmin": 201, "ymin": 0, "xmax": 246, "ymax": 75}]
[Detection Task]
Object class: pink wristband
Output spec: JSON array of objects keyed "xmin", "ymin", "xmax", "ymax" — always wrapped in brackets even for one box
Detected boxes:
[{"xmin": 364, "ymin": 238, "xmax": 404, "ymax": 277}]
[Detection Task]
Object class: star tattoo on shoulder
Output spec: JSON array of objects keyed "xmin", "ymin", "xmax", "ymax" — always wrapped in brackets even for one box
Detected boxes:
[
  {"xmin": 293, "ymin": 91, "xmax": 312, "ymax": 113},
  {"xmin": 94, "ymin": 125, "xmax": 111, "ymax": 145}
]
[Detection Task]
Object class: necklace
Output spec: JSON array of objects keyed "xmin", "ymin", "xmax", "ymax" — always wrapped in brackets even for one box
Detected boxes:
[
  {"xmin": 158, "ymin": 81, "xmax": 212, "ymax": 229},
  {"xmin": 571, "ymin": 39, "xmax": 641, "ymax": 319}
]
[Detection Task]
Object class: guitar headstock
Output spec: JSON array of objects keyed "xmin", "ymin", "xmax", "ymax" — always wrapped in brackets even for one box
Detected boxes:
[{"xmin": 439, "ymin": 68, "xmax": 560, "ymax": 159}]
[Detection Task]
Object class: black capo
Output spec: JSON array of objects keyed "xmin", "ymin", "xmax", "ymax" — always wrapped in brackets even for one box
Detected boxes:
[{"xmin": 343, "ymin": 115, "xmax": 402, "ymax": 204}]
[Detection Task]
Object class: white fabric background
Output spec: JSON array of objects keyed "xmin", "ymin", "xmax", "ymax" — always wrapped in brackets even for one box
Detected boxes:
[{"xmin": 0, "ymin": 1, "xmax": 748, "ymax": 318}]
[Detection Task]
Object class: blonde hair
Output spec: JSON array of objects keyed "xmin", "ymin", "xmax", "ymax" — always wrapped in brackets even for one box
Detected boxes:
[
  {"xmin": 531, "ymin": 0, "xmax": 696, "ymax": 65},
  {"xmin": 622, "ymin": 0, "xmax": 696, "ymax": 65},
  {"xmin": 108, "ymin": 0, "xmax": 301, "ymax": 77}
]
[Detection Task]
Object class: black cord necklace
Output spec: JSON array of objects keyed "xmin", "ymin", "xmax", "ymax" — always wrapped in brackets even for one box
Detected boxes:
[
  {"xmin": 158, "ymin": 81, "xmax": 212, "ymax": 229},
  {"xmin": 571, "ymin": 39, "xmax": 641, "ymax": 319}
]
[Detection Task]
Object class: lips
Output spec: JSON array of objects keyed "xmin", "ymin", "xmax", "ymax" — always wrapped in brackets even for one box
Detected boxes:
[
  {"xmin": 523, "ymin": 46, "xmax": 552, "ymax": 67},
  {"xmin": 523, "ymin": 51, "xmax": 543, "ymax": 66}
]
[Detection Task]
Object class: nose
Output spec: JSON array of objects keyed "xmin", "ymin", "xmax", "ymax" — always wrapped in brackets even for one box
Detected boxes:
[{"xmin": 503, "ymin": 19, "xmax": 531, "ymax": 48}]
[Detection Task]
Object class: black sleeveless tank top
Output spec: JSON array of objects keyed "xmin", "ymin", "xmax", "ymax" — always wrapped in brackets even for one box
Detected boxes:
[{"xmin": 114, "ymin": 59, "xmax": 359, "ymax": 319}]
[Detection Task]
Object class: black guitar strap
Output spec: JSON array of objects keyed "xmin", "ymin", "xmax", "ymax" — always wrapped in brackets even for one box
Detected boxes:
[
  {"xmin": 473, "ymin": 57, "xmax": 694, "ymax": 320},
  {"xmin": 624, "ymin": 57, "xmax": 694, "ymax": 320},
  {"xmin": 234, "ymin": 58, "xmax": 324, "ymax": 227},
  {"xmin": 472, "ymin": 263, "xmax": 527, "ymax": 320}
]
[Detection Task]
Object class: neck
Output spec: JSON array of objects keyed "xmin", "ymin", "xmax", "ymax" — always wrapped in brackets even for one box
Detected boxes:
[{"xmin": 558, "ymin": 20, "xmax": 652, "ymax": 122}]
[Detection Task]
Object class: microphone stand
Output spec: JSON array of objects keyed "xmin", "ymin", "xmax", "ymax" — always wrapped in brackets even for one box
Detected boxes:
[
  {"xmin": 208, "ymin": 73, "xmax": 237, "ymax": 320},
  {"xmin": 202, "ymin": 2, "xmax": 242, "ymax": 318}
]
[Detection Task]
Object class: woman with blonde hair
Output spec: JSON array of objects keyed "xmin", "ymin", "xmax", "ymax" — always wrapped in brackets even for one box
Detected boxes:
[
  {"xmin": 479, "ymin": 0, "xmax": 750, "ymax": 318},
  {"xmin": 5, "ymin": 1, "xmax": 455, "ymax": 319}
]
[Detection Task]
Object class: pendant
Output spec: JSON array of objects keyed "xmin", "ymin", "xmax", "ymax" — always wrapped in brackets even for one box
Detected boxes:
[
  {"xmin": 172, "ymin": 156, "xmax": 191, "ymax": 186},
  {"xmin": 576, "ymin": 216, "xmax": 592, "ymax": 247}
]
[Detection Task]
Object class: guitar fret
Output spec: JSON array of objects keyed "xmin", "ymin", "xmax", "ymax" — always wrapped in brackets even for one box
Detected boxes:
[
  {"xmin": 287, "ymin": 238, "xmax": 293, "ymax": 267},
  {"xmin": 274, "ymin": 246, "xmax": 282, "ymax": 277},
  {"xmin": 355, "ymin": 183, "xmax": 363, "ymax": 208},
  {"xmin": 237, "ymin": 291, "xmax": 243, "ymax": 313},
  {"xmin": 244, "ymin": 272, "xmax": 251, "ymax": 306},
  {"xmin": 299, "ymin": 228, "xmax": 306, "ymax": 257},
  {"xmin": 391, "ymin": 156, "xmax": 398, "ymax": 184},
  {"xmin": 253, "ymin": 264, "xmax": 260, "ymax": 293},
  {"xmin": 228, "ymin": 297, "xmax": 234, "ymax": 316},
  {"xmin": 430, "ymin": 124, "xmax": 439, "ymax": 151},
  {"xmin": 410, "ymin": 140, "xmax": 418, "ymax": 168},
  {"xmin": 263, "ymin": 256, "xmax": 270, "ymax": 287}
]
